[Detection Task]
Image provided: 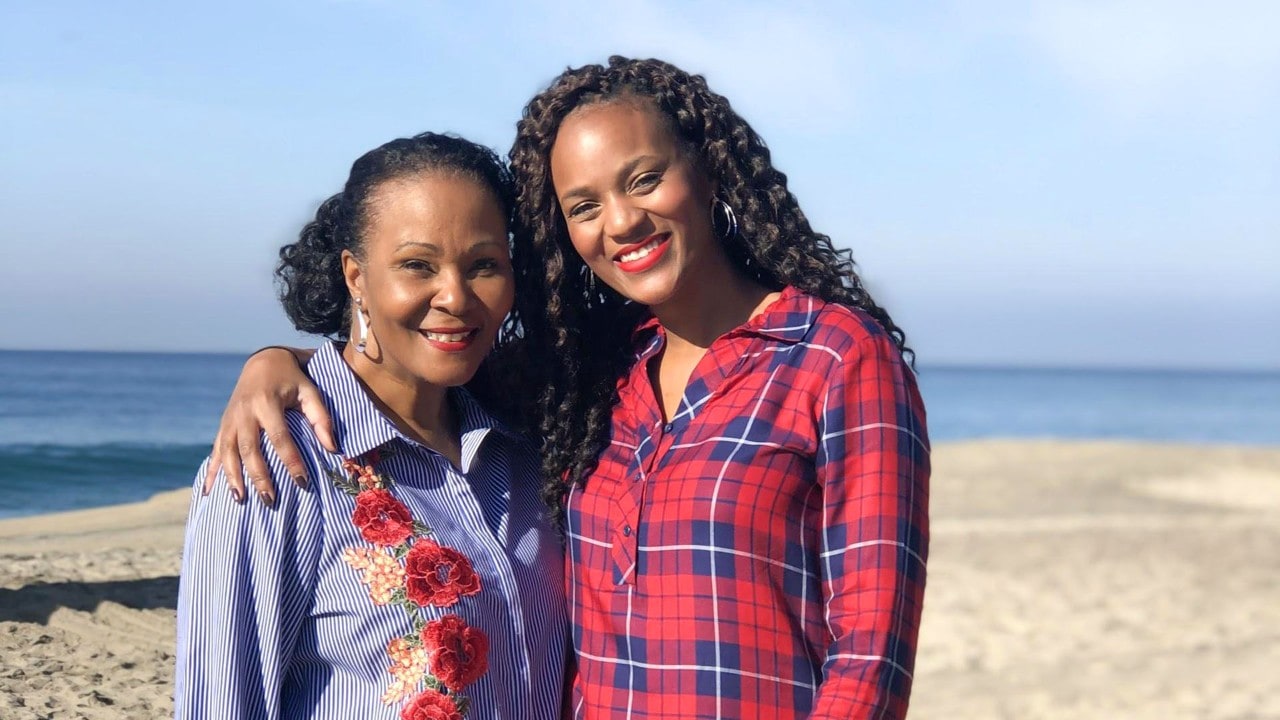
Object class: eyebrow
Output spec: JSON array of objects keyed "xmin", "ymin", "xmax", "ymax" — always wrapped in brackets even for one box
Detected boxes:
[
  {"xmin": 394, "ymin": 239, "xmax": 508, "ymax": 254},
  {"xmin": 557, "ymin": 155, "xmax": 661, "ymax": 204}
]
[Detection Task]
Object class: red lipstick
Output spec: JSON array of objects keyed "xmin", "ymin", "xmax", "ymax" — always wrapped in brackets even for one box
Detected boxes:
[
  {"xmin": 420, "ymin": 327, "xmax": 479, "ymax": 352},
  {"xmin": 612, "ymin": 234, "xmax": 671, "ymax": 273}
]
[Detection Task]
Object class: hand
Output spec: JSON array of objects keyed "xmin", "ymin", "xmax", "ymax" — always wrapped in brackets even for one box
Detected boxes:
[{"xmin": 203, "ymin": 347, "xmax": 333, "ymax": 505}]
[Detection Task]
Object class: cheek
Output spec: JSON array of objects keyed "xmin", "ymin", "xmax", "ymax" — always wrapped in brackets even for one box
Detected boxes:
[
  {"xmin": 653, "ymin": 166, "xmax": 713, "ymax": 227},
  {"xmin": 478, "ymin": 272, "xmax": 516, "ymax": 320},
  {"xmin": 368, "ymin": 281, "xmax": 431, "ymax": 333},
  {"xmin": 662, "ymin": 185, "xmax": 710, "ymax": 228},
  {"xmin": 379, "ymin": 280, "xmax": 422, "ymax": 317},
  {"xmin": 565, "ymin": 224, "xmax": 601, "ymax": 263},
  {"xmin": 493, "ymin": 277, "xmax": 516, "ymax": 319}
]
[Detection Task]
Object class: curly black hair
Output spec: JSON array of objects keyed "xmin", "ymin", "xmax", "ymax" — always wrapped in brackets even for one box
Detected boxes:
[
  {"xmin": 276, "ymin": 131, "xmax": 515, "ymax": 339},
  {"xmin": 507, "ymin": 56, "xmax": 912, "ymax": 516}
]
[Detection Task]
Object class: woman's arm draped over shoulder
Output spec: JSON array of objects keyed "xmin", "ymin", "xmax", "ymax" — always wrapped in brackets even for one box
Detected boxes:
[
  {"xmin": 204, "ymin": 346, "xmax": 331, "ymax": 504},
  {"xmin": 176, "ymin": 441, "xmax": 325, "ymax": 720},
  {"xmin": 810, "ymin": 330, "xmax": 930, "ymax": 720}
]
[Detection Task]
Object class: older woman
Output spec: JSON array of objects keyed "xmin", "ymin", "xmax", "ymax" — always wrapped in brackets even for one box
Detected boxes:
[
  {"xmin": 175, "ymin": 133, "xmax": 566, "ymax": 720},
  {"xmin": 208, "ymin": 58, "xmax": 929, "ymax": 719}
]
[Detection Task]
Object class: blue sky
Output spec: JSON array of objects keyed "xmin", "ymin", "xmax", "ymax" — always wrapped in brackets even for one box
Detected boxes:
[{"xmin": 2, "ymin": 1, "xmax": 1277, "ymax": 369}]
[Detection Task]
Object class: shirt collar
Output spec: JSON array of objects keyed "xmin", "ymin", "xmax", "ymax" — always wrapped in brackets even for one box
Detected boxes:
[
  {"xmin": 307, "ymin": 342, "xmax": 516, "ymax": 462},
  {"xmin": 629, "ymin": 286, "xmax": 821, "ymax": 355}
]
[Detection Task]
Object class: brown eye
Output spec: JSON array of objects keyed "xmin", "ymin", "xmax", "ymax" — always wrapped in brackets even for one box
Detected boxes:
[
  {"xmin": 402, "ymin": 259, "xmax": 436, "ymax": 274},
  {"xmin": 469, "ymin": 258, "xmax": 501, "ymax": 277},
  {"xmin": 567, "ymin": 202, "xmax": 599, "ymax": 220},
  {"xmin": 631, "ymin": 172, "xmax": 661, "ymax": 192}
]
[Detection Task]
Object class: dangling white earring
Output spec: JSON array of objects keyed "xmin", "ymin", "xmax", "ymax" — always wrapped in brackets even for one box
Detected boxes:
[{"xmin": 354, "ymin": 297, "xmax": 370, "ymax": 355}]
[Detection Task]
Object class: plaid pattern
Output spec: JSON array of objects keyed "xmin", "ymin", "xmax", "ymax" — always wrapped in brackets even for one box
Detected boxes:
[{"xmin": 565, "ymin": 287, "xmax": 930, "ymax": 719}]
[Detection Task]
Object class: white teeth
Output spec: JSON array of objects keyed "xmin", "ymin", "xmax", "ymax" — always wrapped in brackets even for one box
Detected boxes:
[
  {"xmin": 619, "ymin": 238, "xmax": 662, "ymax": 263},
  {"xmin": 425, "ymin": 331, "xmax": 471, "ymax": 342}
]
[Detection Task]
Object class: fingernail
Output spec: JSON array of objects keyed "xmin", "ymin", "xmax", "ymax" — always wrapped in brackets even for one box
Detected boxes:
[
  {"xmin": 293, "ymin": 474, "xmax": 309, "ymax": 489},
  {"xmin": 259, "ymin": 490, "xmax": 276, "ymax": 507},
  {"xmin": 229, "ymin": 487, "xmax": 243, "ymax": 503}
]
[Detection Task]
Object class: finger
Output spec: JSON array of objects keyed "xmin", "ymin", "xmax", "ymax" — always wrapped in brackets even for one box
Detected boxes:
[
  {"xmin": 263, "ymin": 421, "xmax": 309, "ymax": 489},
  {"xmin": 203, "ymin": 432, "xmax": 223, "ymax": 495},
  {"xmin": 298, "ymin": 385, "xmax": 337, "ymax": 453},
  {"xmin": 218, "ymin": 433, "xmax": 247, "ymax": 503},
  {"xmin": 238, "ymin": 435, "xmax": 277, "ymax": 507}
]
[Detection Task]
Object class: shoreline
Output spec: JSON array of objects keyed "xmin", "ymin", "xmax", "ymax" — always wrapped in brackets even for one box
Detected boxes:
[
  {"xmin": 3, "ymin": 439, "xmax": 1279, "ymax": 719},
  {"xmin": 0, "ymin": 487, "xmax": 192, "ymax": 555},
  {"xmin": 3, "ymin": 435, "xmax": 1277, "ymax": 525}
]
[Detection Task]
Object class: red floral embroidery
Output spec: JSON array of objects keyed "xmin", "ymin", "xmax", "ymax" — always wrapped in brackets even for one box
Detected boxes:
[
  {"xmin": 328, "ymin": 449, "xmax": 488, "ymax": 716},
  {"xmin": 422, "ymin": 614, "xmax": 490, "ymax": 693},
  {"xmin": 352, "ymin": 488, "xmax": 415, "ymax": 547},
  {"xmin": 399, "ymin": 688, "xmax": 463, "ymax": 720},
  {"xmin": 404, "ymin": 541, "xmax": 482, "ymax": 608}
]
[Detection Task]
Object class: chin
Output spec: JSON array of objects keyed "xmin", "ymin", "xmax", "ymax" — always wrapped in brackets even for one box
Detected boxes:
[
  {"xmin": 414, "ymin": 359, "xmax": 483, "ymax": 388},
  {"xmin": 610, "ymin": 274, "xmax": 681, "ymax": 308}
]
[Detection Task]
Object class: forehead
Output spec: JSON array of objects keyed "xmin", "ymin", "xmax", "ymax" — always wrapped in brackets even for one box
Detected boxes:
[
  {"xmin": 362, "ymin": 172, "xmax": 507, "ymax": 245},
  {"xmin": 550, "ymin": 100, "xmax": 681, "ymax": 176},
  {"xmin": 368, "ymin": 172, "xmax": 498, "ymax": 217}
]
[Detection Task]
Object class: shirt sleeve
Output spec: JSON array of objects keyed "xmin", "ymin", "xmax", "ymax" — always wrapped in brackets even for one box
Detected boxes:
[
  {"xmin": 810, "ymin": 328, "xmax": 930, "ymax": 719},
  {"xmin": 173, "ymin": 435, "xmax": 325, "ymax": 720}
]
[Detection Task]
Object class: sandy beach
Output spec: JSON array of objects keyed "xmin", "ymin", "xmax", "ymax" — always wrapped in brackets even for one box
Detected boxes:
[{"xmin": 2, "ymin": 440, "xmax": 1278, "ymax": 719}]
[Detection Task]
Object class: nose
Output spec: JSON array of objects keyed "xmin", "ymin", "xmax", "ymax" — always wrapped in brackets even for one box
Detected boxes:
[
  {"xmin": 603, "ymin": 196, "xmax": 645, "ymax": 242},
  {"xmin": 431, "ymin": 269, "xmax": 473, "ymax": 316}
]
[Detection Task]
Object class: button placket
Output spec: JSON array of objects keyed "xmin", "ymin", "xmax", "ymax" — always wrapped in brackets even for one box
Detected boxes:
[{"xmin": 613, "ymin": 422, "xmax": 655, "ymax": 586}]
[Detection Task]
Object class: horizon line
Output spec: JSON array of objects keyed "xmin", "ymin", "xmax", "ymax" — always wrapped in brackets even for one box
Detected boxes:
[{"xmin": 1, "ymin": 346, "xmax": 1277, "ymax": 376}]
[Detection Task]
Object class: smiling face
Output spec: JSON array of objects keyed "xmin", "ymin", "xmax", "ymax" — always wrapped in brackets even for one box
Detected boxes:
[
  {"xmin": 549, "ymin": 99, "xmax": 724, "ymax": 311},
  {"xmin": 343, "ymin": 171, "xmax": 514, "ymax": 390}
]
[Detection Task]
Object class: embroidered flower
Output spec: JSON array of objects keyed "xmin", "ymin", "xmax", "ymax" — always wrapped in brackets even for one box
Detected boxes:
[
  {"xmin": 422, "ymin": 615, "xmax": 489, "ymax": 693},
  {"xmin": 352, "ymin": 488, "xmax": 416, "ymax": 547},
  {"xmin": 327, "ymin": 449, "xmax": 487, "ymax": 716},
  {"xmin": 400, "ymin": 688, "xmax": 464, "ymax": 720},
  {"xmin": 342, "ymin": 547, "xmax": 407, "ymax": 605},
  {"xmin": 382, "ymin": 637, "xmax": 432, "ymax": 704},
  {"xmin": 341, "ymin": 452, "xmax": 382, "ymax": 490},
  {"xmin": 404, "ymin": 540, "xmax": 482, "ymax": 608}
]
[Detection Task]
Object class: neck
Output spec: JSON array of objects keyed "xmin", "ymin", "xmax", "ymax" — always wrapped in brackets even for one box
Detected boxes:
[
  {"xmin": 341, "ymin": 343, "xmax": 455, "ymax": 451},
  {"xmin": 650, "ymin": 261, "xmax": 774, "ymax": 355}
]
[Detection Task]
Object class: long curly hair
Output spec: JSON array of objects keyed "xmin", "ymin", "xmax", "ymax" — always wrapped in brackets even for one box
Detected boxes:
[{"xmin": 508, "ymin": 56, "xmax": 911, "ymax": 515}]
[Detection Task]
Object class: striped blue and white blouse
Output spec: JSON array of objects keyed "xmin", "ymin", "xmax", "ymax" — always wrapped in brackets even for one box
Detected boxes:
[{"xmin": 175, "ymin": 342, "xmax": 567, "ymax": 720}]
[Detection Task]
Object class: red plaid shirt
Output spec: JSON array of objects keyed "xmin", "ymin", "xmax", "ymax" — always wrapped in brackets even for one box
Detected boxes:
[{"xmin": 565, "ymin": 287, "xmax": 930, "ymax": 719}]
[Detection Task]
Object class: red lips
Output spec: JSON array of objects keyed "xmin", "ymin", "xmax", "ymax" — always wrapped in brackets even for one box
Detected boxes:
[
  {"xmin": 420, "ymin": 327, "xmax": 479, "ymax": 352},
  {"xmin": 612, "ymin": 234, "xmax": 671, "ymax": 273}
]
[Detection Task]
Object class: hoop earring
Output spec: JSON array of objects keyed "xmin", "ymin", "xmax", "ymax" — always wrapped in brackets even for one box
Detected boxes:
[
  {"xmin": 711, "ymin": 197, "xmax": 738, "ymax": 240},
  {"xmin": 354, "ymin": 298, "xmax": 370, "ymax": 355}
]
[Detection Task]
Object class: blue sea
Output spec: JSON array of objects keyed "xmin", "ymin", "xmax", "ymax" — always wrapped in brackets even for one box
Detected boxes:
[{"xmin": 1, "ymin": 349, "xmax": 1278, "ymax": 520}]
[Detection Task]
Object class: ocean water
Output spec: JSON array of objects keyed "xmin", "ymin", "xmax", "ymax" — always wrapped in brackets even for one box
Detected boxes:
[
  {"xmin": 0, "ymin": 350, "xmax": 244, "ymax": 520},
  {"xmin": 918, "ymin": 365, "xmax": 1280, "ymax": 446},
  {"xmin": 1, "ymin": 349, "xmax": 1278, "ymax": 519}
]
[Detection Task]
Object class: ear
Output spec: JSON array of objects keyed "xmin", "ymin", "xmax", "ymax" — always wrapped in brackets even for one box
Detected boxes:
[{"xmin": 341, "ymin": 249, "xmax": 364, "ymax": 304}]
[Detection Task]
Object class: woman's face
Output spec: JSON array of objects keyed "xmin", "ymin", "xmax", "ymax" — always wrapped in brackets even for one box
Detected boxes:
[
  {"xmin": 549, "ymin": 100, "xmax": 721, "ymax": 310},
  {"xmin": 343, "ymin": 172, "xmax": 514, "ymax": 389}
]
